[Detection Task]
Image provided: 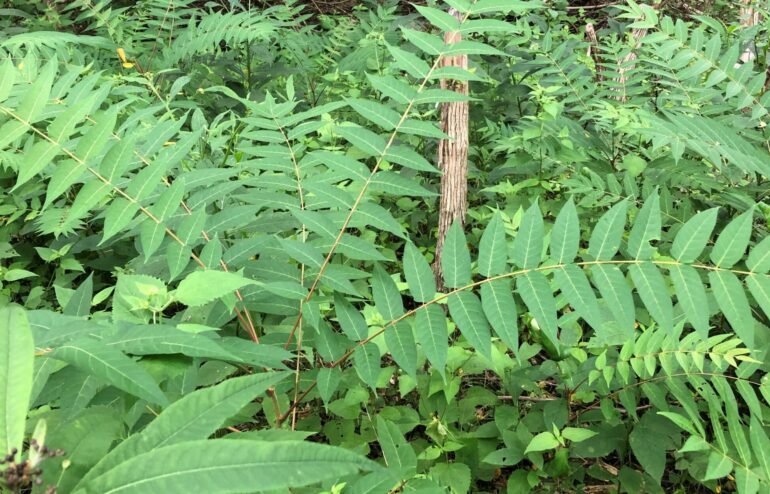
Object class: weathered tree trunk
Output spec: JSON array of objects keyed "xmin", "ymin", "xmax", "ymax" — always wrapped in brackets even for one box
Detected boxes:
[{"xmin": 433, "ymin": 8, "xmax": 469, "ymax": 291}]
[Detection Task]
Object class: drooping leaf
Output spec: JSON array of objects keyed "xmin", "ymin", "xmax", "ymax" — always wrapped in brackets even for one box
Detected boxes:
[
  {"xmin": 629, "ymin": 262, "xmax": 673, "ymax": 332},
  {"xmin": 669, "ymin": 265, "xmax": 710, "ymax": 338},
  {"xmin": 376, "ymin": 416, "xmax": 417, "ymax": 476}
]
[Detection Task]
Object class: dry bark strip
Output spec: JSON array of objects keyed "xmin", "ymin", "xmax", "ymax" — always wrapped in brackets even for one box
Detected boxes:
[{"xmin": 433, "ymin": 8, "xmax": 470, "ymax": 291}]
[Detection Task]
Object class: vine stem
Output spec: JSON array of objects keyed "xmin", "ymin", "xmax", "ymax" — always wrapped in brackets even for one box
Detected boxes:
[{"xmin": 275, "ymin": 258, "xmax": 764, "ymax": 425}]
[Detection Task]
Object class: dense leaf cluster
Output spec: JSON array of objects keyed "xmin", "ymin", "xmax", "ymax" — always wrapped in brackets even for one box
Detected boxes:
[{"xmin": 1, "ymin": 0, "xmax": 770, "ymax": 493}]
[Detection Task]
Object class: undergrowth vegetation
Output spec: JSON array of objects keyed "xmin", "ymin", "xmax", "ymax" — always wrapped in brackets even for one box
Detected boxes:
[{"xmin": 1, "ymin": 0, "xmax": 770, "ymax": 493}]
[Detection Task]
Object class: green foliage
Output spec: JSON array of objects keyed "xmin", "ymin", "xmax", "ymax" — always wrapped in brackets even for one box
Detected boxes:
[{"xmin": 1, "ymin": 1, "xmax": 770, "ymax": 493}]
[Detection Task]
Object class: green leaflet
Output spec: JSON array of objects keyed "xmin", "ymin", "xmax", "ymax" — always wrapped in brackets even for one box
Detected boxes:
[
  {"xmin": 591, "ymin": 264, "xmax": 635, "ymax": 335},
  {"xmin": 376, "ymin": 416, "xmax": 417, "ymax": 476},
  {"xmin": 370, "ymin": 170, "xmax": 436, "ymax": 197},
  {"xmin": 550, "ymin": 198, "xmax": 579, "ymax": 265},
  {"xmin": 334, "ymin": 294, "xmax": 369, "ymax": 341},
  {"xmin": 671, "ymin": 208, "xmax": 719, "ymax": 263},
  {"xmin": 338, "ymin": 234, "xmax": 388, "ymax": 261},
  {"xmin": 64, "ymin": 273, "xmax": 93, "ymax": 317},
  {"xmin": 711, "ymin": 208, "xmax": 754, "ymax": 268},
  {"xmin": 747, "ymin": 274, "xmax": 770, "ymax": 321},
  {"xmin": 75, "ymin": 372, "xmax": 287, "ymax": 489},
  {"xmin": 401, "ymin": 28, "xmax": 445, "ymax": 56},
  {"xmin": 384, "ymin": 321, "xmax": 417, "ymax": 377},
  {"xmin": 403, "ymin": 241, "xmax": 436, "ymax": 303},
  {"xmin": 748, "ymin": 235, "xmax": 770, "ymax": 274},
  {"xmin": 347, "ymin": 98, "xmax": 401, "ymax": 130},
  {"xmin": 629, "ymin": 262, "xmax": 673, "ymax": 332},
  {"xmin": 336, "ymin": 124, "xmax": 388, "ymax": 156},
  {"xmin": 372, "ymin": 264, "xmax": 405, "ymax": 320},
  {"xmin": 480, "ymin": 279, "xmax": 518, "ymax": 352},
  {"xmin": 0, "ymin": 305, "xmax": 34, "ymax": 456},
  {"xmin": 511, "ymin": 203, "xmax": 544, "ymax": 269},
  {"xmin": 448, "ymin": 291, "xmax": 491, "ymax": 358},
  {"xmin": 51, "ymin": 338, "xmax": 168, "ymax": 406},
  {"xmin": 386, "ymin": 43, "xmax": 430, "ymax": 79},
  {"xmin": 101, "ymin": 325, "xmax": 237, "ymax": 361},
  {"xmin": 80, "ymin": 440, "xmax": 376, "ymax": 494},
  {"xmin": 414, "ymin": 304, "xmax": 448, "ymax": 377},
  {"xmin": 367, "ymin": 74, "xmax": 417, "ymax": 104},
  {"xmin": 384, "ymin": 145, "xmax": 439, "ymax": 173},
  {"xmin": 415, "ymin": 5, "xmax": 460, "ymax": 32},
  {"xmin": 441, "ymin": 221, "xmax": 472, "ymax": 288},
  {"xmin": 555, "ymin": 264, "xmax": 603, "ymax": 330},
  {"xmin": 709, "ymin": 270, "xmax": 754, "ymax": 348},
  {"xmin": 354, "ymin": 342, "xmax": 381, "ymax": 390},
  {"xmin": 317, "ymin": 367, "xmax": 342, "ymax": 405},
  {"xmin": 627, "ymin": 191, "xmax": 660, "ymax": 260},
  {"xmin": 669, "ymin": 265, "xmax": 710, "ymax": 338},
  {"xmin": 588, "ymin": 199, "xmax": 628, "ymax": 261},
  {"xmin": 518, "ymin": 271, "xmax": 558, "ymax": 349},
  {"xmin": 478, "ymin": 212, "xmax": 507, "ymax": 277},
  {"xmin": 176, "ymin": 271, "xmax": 258, "ymax": 307}
]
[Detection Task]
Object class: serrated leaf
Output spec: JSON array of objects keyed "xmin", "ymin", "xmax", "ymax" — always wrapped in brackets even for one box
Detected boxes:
[
  {"xmin": 51, "ymin": 338, "xmax": 168, "ymax": 406},
  {"xmin": 367, "ymin": 74, "xmax": 417, "ymax": 104},
  {"xmin": 588, "ymin": 200, "xmax": 628, "ymax": 261},
  {"xmin": 384, "ymin": 145, "xmax": 439, "ymax": 173},
  {"xmin": 403, "ymin": 242, "xmax": 436, "ymax": 303},
  {"xmin": 478, "ymin": 212, "xmax": 507, "ymax": 277},
  {"xmin": 671, "ymin": 208, "xmax": 719, "ymax": 262},
  {"xmin": 480, "ymin": 279, "xmax": 518, "ymax": 352},
  {"xmin": 711, "ymin": 208, "xmax": 754, "ymax": 268},
  {"xmin": 415, "ymin": 5, "xmax": 460, "ymax": 31},
  {"xmin": 448, "ymin": 291, "xmax": 491, "ymax": 357},
  {"xmin": 0, "ymin": 305, "xmax": 34, "ymax": 456},
  {"xmin": 176, "ymin": 271, "xmax": 258, "ymax": 307},
  {"xmin": 401, "ymin": 28, "xmax": 445, "ymax": 55},
  {"xmin": 442, "ymin": 221, "xmax": 471, "ymax": 288}
]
